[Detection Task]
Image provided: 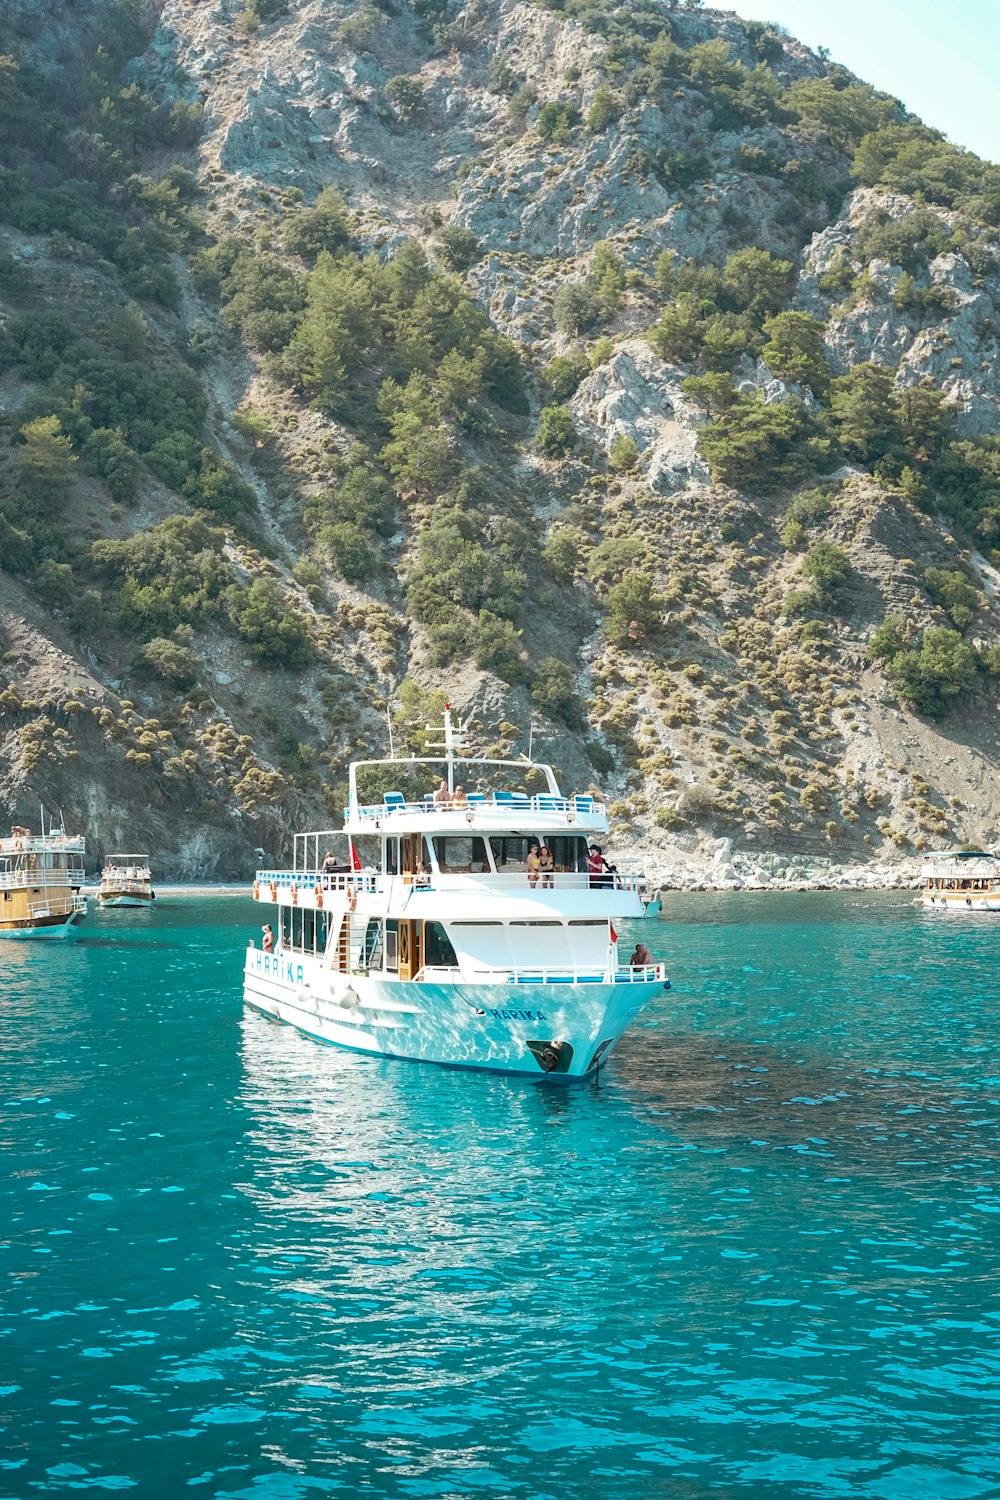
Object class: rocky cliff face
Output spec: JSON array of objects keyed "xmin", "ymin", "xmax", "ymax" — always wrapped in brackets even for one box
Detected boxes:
[{"xmin": 2, "ymin": 0, "xmax": 1000, "ymax": 884}]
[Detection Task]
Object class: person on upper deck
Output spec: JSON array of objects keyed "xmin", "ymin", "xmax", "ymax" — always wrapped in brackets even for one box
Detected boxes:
[
  {"xmin": 433, "ymin": 780, "xmax": 451, "ymax": 809},
  {"xmin": 538, "ymin": 844, "xmax": 555, "ymax": 888},
  {"xmin": 452, "ymin": 785, "xmax": 468, "ymax": 808},
  {"xmin": 526, "ymin": 842, "xmax": 541, "ymax": 888},
  {"xmin": 587, "ymin": 844, "xmax": 614, "ymax": 888},
  {"xmin": 629, "ymin": 942, "xmax": 654, "ymax": 968}
]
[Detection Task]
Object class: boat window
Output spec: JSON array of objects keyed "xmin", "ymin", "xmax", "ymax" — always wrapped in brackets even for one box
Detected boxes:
[
  {"xmin": 280, "ymin": 906, "xmax": 292, "ymax": 946},
  {"xmin": 548, "ymin": 836, "xmax": 590, "ymax": 872},
  {"xmin": 385, "ymin": 839, "xmax": 399, "ymax": 876},
  {"xmin": 568, "ymin": 919, "xmax": 608, "ymax": 926},
  {"xmin": 432, "ymin": 836, "xmax": 489, "ymax": 874},
  {"xmin": 449, "ymin": 921, "xmax": 503, "ymax": 927},
  {"xmin": 385, "ymin": 920, "xmax": 398, "ymax": 972},
  {"xmin": 315, "ymin": 912, "xmax": 329, "ymax": 954},
  {"xmin": 509, "ymin": 920, "xmax": 562, "ymax": 926},
  {"xmin": 424, "ymin": 921, "xmax": 458, "ymax": 967},
  {"xmin": 364, "ymin": 917, "xmax": 383, "ymax": 971},
  {"xmin": 491, "ymin": 835, "xmax": 543, "ymax": 871}
]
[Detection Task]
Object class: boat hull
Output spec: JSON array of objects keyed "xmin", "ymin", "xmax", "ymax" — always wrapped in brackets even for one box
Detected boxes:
[
  {"xmin": 98, "ymin": 894, "xmax": 153, "ymax": 908},
  {"xmin": 243, "ymin": 948, "xmax": 664, "ymax": 1078},
  {"xmin": 0, "ymin": 910, "xmax": 83, "ymax": 940},
  {"xmin": 920, "ymin": 893, "xmax": 1000, "ymax": 911}
]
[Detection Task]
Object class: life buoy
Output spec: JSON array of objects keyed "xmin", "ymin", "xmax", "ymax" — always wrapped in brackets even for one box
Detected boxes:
[
  {"xmin": 346, "ymin": 885, "xmax": 357, "ymax": 912},
  {"xmin": 269, "ymin": 881, "xmax": 277, "ymax": 901},
  {"xmin": 252, "ymin": 880, "xmax": 260, "ymax": 901},
  {"xmin": 291, "ymin": 884, "xmax": 298, "ymax": 906},
  {"xmin": 314, "ymin": 883, "xmax": 323, "ymax": 908}
]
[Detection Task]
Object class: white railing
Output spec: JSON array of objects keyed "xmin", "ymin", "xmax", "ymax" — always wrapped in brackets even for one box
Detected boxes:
[
  {"xmin": 254, "ymin": 869, "xmax": 650, "ymax": 898},
  {"xmin": 350, "ymin": 793, "xmax": 606, "ymax": 824},
  {"xmin": 27, "ymin": 894, "xmax": 87, "ymax": 920},
  {"xmin": 0, "ymin": 836, "xmax": 85, "ymax": 856},
  {"xmin": 100, "ymin": 879, "xmax": 152, "ymax": 895},
  {"xmin": 0, "ymin": 869, "xmax": 73, "ymax": 891},
  {"xmin": 415, "ymin": 962, "xmax": 667, "ymax": 986}
]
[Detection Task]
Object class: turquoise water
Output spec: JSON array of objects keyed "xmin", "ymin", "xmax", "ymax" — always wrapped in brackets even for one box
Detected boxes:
[{"xmin": 1, "ymin": 892, "xmax": 999, "ymax": 1499}]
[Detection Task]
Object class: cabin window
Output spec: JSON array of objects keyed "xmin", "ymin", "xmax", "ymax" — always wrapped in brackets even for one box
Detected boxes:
[
  {"xmin": 489, "ymin": 836, "xmax": 532, "ymax": 871},
  {"xmin": 424, "ymin": 921, "xmax": 458, "ymax": 968},
  {"xmin": 364, "ymin": 918, "xmax": 383, "ymax": 971},
  {"xmin": 315, "ymin": 912, "xmax": 329, "ymax": 955},
  {"xmin": 449, "ymin": 920, "xmax": 503, "ymax": 926},
  {"xmin": 431, "ymin": 836, "xmax": 489, "ymax": 873},
  {"xmin": 568, "ymin": 919, "xmax": 608, "ymax": 926},
  {"xmin": 548, "ymin": 836, "xmax": 590, "ymax": 872},
  {"xmin": 509, "ymin": 920, "xmax": 562, "ymax": 927},
  {"xmin": 385, "ymin": 839, "xmax": 399, "ymax": 876},
  {"xmin": 385, "ymin": 920, "xmax": 398, "ymax": 972},
  {"xmin": 280, "ymin": 906, "xmax": 292, "ymax": 946}
]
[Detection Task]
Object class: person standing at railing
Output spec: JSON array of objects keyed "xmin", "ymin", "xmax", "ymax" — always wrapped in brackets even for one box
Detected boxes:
[
  {"xmin": 538, "ymin": 844, "xmax": 555, "ymax": 889},
  {"xmin": 526, "ymin": 842, "xmax": 541, "ymax": 888},
  {"xmin": 588, "ymin": 844, "xmax": 615, "ymax": 888}
]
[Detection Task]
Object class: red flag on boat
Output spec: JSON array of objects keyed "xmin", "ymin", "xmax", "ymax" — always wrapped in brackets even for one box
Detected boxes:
[
  {"xmin": 349, "ymin": 839, "xmax": 361, "ymax": 872},
  {"xmin": 609, "ymin": 920, "xmax": 618, "ymax": 944}
]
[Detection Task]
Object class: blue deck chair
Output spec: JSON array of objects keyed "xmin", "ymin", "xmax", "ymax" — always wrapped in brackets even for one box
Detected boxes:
[{"xmin": 383, "ymin": 792, "xmax": 406, "ymax": 812}]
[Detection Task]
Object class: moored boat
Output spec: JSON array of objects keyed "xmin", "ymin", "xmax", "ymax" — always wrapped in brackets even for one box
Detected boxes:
[
  {"xmin": 918, "ymin": 849, "xmax": 1000, "ymax": 911},
  {"xmin": 243, "ymin": 711, "xmax": 667, "ymax": 1080},
  {"xmin": 0, "ymin": 825, "xmax": 88, "ymax": 939},
  {"xmin": 97, "ymin": 853, "xmax": 154, "ymax": 908}
]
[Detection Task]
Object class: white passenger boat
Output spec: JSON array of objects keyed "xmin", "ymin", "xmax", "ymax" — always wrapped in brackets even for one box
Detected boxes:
[
  {"xmin": 919, "ymin": 850, "xmax": 1000, "ymax": 910},
  {"xmin": 244, "ymin": 712, "xmax": 667, "ymax": 1079},
  {"xmin": 0, "ymin": 826, "xmax": 87, "ymax": 938},
  {"xmin": 98, "ymin": 853, "xmax": 154, "ymax": 908}
]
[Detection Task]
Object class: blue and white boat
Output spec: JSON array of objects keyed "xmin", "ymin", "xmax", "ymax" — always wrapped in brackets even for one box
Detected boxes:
[{"xmin": 244, "ymin": 711, "xmax": 667, "ymax": 1079}]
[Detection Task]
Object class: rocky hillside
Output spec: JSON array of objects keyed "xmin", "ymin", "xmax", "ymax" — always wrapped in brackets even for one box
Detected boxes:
[{"xmin": 2, "ymin": 0, "xmax": 1000, "ymax": 884}]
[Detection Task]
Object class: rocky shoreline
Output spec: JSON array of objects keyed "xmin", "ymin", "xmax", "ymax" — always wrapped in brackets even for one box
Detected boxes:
[{"xmin": 640, "ymin": 838, "xmax": 917, "ymax": 894}]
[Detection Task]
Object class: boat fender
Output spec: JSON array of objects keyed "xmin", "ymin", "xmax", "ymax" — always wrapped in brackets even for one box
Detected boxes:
[
  {"xmin": 269, "ymin": 881, "xmax": 277, "ymax": 901},
  {"xmin": 291, "ymin": 884, "xmax": 299, "ymax": 906},
  {"xmin": 315, "ymin": 882, "xmax": 323, "ymax": 908},
  {"xmin": 539, "ymin": 1045, "xmax": 561, "ymax": 1073},
  {"xmin": 346, "ymin": 885, "xmax": 357, "ymax": 912},
  {"xmin": 253, "ymin": 880, "xmax": 260, "ymax": 901}
]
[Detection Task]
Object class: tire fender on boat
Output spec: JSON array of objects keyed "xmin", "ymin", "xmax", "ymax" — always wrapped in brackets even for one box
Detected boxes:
[
  {"xmin": 314, "ymin": 882, "xmax": 323, "ymax": 908},
  {"xmin": 252, "ymin": 880, "xmax": 260, "ymax": 901},
  {"xmin": 346, "ymin": 885, "xmax": 357, "ymax": 912},
  {"xmin": 291, "ymin": 884, "xmax": 298, "ymax": 906}
]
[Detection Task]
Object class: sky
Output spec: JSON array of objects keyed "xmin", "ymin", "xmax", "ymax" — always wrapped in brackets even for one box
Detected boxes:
[{"xmin": 722, "ymin": 0, "xmax": 1000, "ymax": 163}]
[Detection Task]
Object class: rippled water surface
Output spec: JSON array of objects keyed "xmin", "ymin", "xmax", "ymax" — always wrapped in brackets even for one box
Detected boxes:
[{"xmin": 1, "ymin": 891, "xmax": 999, "ymax": 1499}]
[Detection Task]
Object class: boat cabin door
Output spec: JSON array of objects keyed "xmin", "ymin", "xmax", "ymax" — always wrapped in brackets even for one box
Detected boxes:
[
  {"xmin": 397, "ymin": 919, "xmax": 422, "ymax": 981},
  {"xmin": 401, "ymin": 835, "xmax": 421, "ymax": 879}
]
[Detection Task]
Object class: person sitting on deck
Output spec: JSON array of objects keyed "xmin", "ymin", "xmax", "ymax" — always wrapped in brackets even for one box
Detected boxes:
[
  {"xmin": 413, "ymin": 858, "xmax": 431, "ymax": 889},
  {"xmin": 452, "ymin": 785, "xmax": 468, "ymax": 808},
  {"xmin": 629, "ymin": 942, "xmax": 653, "ymax": 968},
  {"xmin": 433, "ymin": 780, "xmax": 451, "ymax": 809}
]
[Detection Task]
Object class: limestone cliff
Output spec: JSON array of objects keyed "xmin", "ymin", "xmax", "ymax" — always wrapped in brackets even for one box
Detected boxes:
[{"xmin": 2, "ymin": 0, "xmax": 999, "ymax": 885}]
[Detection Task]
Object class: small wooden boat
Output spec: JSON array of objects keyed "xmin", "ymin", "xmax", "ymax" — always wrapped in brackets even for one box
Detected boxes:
[
  {"xmin": 0, "ymin": 826, "xmax": 88, "ymax": 938},
  {"xmin": 98, "ymin": 853, "xmax": 155, "ymax": 908},
  {"xmin": 918, "ymin": 850, "xmax": 1000, "ymax": 911}
]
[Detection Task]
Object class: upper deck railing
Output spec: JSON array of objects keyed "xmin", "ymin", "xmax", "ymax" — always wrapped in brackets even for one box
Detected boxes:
[
  {"xmin": 0, "ymin": 868, "xmax": 76, "ymax": 892},
  {"xmin": 0, "ymin": 834, "xmax": 85, "ymax": 858},
  {"xmin": 349, "ymin": 792, "xmax": 607, "ymax": 826}
]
